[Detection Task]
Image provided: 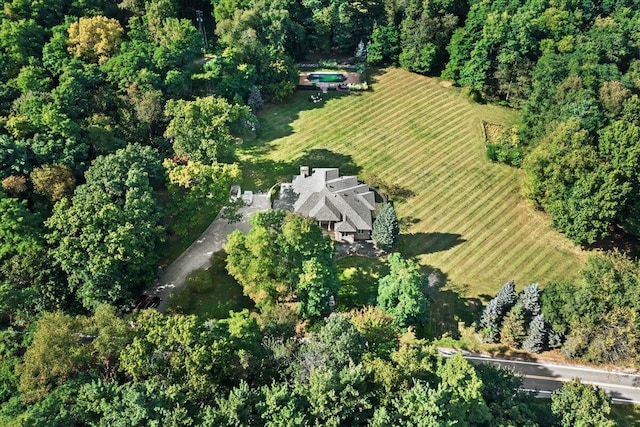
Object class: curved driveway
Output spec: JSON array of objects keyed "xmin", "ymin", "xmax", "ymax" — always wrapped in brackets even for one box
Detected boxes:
[{"xmin": 147, "ymin": 194, "xmax": 271, "ymax": 311}]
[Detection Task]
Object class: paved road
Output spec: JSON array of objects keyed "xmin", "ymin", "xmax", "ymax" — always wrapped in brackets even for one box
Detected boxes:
[
  {"xmin": 439, "ymin": 349, "xmax": 640, "ymax": 404},
  {"xmin": 146, "ymin": 194, "xmax": 271, "ymax": 311}
]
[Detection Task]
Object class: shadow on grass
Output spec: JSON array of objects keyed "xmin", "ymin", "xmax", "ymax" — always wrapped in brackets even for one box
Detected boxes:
[
  {"xmin": 610, "ymin": 403, "xmax": 640, "ymax": 427},
  {"xmin": 245, "ymin": 91, "xmax": 352, "ymax": 148},
  {"xmin": 588, "ymin": 224, "xmax": 640, "ymax": 259},
  {"xmin": 166, "ymin": 251, "xmax": 254, "ymax": 319},
  {"xmin": 362, "ymin": 174, "xmax": 416, "ymax": 203},
  {"xmin": 240, "ymin": 148, "xmax": 362, "ymax": 192},
  {"xmin": 336, "ymin": 255, "xmax": 389, "ymax": 311},
  {"xmin": 398, "ymin": 232, "xmax": 466, "ymax": 258},
  {"xmin": 424, "ymin": 270, "xmax": 483, "ymax": 339}
]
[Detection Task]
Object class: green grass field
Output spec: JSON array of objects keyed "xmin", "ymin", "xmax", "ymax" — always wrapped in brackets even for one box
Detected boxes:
[{"xmin": 241, "ymin": 67, "xmax": 588, "ymax": 299}]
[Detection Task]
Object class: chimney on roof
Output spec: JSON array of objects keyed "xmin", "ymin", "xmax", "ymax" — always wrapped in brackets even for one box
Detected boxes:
[{"xmin": 300, "ymin": 166, "xmax": 309, "ymax": 177}]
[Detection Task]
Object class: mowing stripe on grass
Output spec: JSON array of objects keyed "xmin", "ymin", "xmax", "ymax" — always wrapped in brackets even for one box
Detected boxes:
[{"xmin": 243, "ymin": 68, "xmax": 587, "ymax": 297}]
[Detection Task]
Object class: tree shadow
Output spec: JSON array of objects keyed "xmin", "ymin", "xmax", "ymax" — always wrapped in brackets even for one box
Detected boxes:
[
  {"xmin": 398, "ymin": 232, "xmax": 466, "ymax": 258},
  {"xmin": 365, "ymin": 67, "xmax": 387, "ymax": 88},
  {"xmin": 362, "ymin": 173, "xmax": 416, "ymax": 203},
  {"xmin": 587, "ymin": 224, "xmax": 640, "ymax": 259},
  {"xmin": 399, "ymin": 216, "xmax": 421, "ymax": 231},
  {"xmin": 296, "ymin": 148, "xmax": 361, "ymax": 176},
  {"xmin": 245, "ymin": 91, "xmax": 352, "ymax": 148},
  {"xmin": 424, "ymin": 273, "xmax": 483, "ymax": 339}
]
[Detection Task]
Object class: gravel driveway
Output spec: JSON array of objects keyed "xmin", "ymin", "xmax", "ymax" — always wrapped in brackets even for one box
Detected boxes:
[{"xmin": 147, "ymin": 194, "xmax": 271, "ymax": 311}]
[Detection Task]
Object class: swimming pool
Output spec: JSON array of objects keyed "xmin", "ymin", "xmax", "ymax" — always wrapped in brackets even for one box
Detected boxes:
[{"xmin": 307, "ymin": 73, "xmax": 348, "ymax": 83}]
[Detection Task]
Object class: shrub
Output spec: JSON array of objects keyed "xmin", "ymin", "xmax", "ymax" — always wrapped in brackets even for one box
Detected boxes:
[
  {"xmin": 347, "ymin": 82, "xmax": 368, "ymax": 91},
  {"xmin": 318, "ymin": 59, "xmax": 338, "ymax": 68}
]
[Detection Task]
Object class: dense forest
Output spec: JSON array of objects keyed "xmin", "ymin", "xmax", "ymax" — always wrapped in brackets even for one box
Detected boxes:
[{"xmin": 0, "ymin": 0, "xmax": 637, "ymax": 424}]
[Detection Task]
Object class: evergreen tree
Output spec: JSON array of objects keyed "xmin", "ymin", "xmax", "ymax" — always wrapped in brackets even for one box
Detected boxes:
[
  {"xmin": 495, "ymin": 280, "xmax": 517, "ymax": 308},
  {"xmin": 522, "ymin": 314, "xmax": 547, "ymax": 353},
  {"xmin": 479, "ymin": 280, "xmax": 517, "ymax": 343},
  {"xmin": 354, "ymin": 40, "xmax": 367, "ymax": 63},
  {"xmin": 247, "ymin": 86, "xmax": 264, "ymax": 112},
  {"xmin": 372, "ymin": 203, "xmax": 400, "ymax": 251},
  {"xmin": 517, "ymin": 283, "xmax": 541, "ymax": 317},
  {"xmin": 479, "ymin": 298, "xmax": 501, "ymax": 343},
  {"xmin": 500, "ymin": 304, "xmax": 527, "ymax": 348}
]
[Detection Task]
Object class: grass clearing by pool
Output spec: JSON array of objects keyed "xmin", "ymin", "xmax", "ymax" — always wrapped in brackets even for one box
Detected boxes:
[{"xmin": 240, "ymin": 67, "xmax": 588, "ymax": 302}]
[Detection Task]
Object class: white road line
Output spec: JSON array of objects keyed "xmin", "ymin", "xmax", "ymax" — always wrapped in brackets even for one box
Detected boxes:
[
  {"xmin": 521, "ymin": 389, "xmax": 638, "ymax": 404},
  {"xmin": 522, "ymin": 374, "xmax": 640, "ymax": 391},
  {"xmin": 462, "ymin": 355, "xmax": 640, "ymax": 378}
]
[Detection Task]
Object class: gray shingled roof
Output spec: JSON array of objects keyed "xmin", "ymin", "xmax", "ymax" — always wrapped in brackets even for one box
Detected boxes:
[{"xmin": 291, "ymin": 168, "xmax": 375, "ymax": 231}]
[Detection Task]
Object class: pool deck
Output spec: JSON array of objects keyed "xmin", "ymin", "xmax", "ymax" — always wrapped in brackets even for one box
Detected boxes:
[{"xmin": 298, "ymin": 71, "xmax": 361, "ymax": 90}]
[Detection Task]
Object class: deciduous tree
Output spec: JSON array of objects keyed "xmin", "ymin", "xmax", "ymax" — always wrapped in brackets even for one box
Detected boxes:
[
  {"xmin": 376, "ymin": 253, "xmax": 428, "ymax": 328},
  {"xmin": 551, "ymin": 379, "xmax": 615, "ymax": 427},
  {"xmin": 164, "ymin": 96, "xmax": 254, "ymax": 163},
  {"xmin": 67, "ymin": 16, "xmax": 124, "ymax": 65},
  {"xmin": 46, "ymin": 145, "xmax": 164, "ymax": 310}
]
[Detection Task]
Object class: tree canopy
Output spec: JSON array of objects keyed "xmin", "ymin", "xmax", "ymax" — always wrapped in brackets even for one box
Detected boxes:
[
  {"xmin": 376, "ymin": 253, "xmax": 429, "ymax": 328},
  {"xmin": 225, "ymin": 210, "xmax": 338, "ymax": 316}
]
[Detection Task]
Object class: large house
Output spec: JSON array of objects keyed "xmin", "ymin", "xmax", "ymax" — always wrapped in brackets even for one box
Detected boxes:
[{"xmin": 280, "ymin": 167, "xmax": 380, "ymax": 242}]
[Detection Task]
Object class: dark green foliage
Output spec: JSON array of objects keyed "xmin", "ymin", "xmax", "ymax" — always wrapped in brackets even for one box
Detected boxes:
[
  {"xmin": 46, "ymin": 145, "xmax": 165, "ymax": 310},
  {"xmin": 297, "ymin": 258, "xmax": 339, "ymax": 319},
  {"xmin": 0, "ymin": 191, "xmax": 42, "ymax": 263},
  {"xmin": 164, "ymin": 96, "xmax": 255, "ymax": 164},
  {"xmin": 314, "ymin": 313, "xmax": 365, "ymax": 369},
  {"xmin": 76, "ymin": 380, "xmax": 194, "ymax": 426},
  {"xmin": 372, "ymin": 203, "xmax": 399, "ymax": 251},
  {"xmin": 551, "ymin": 379, "xmax": 616, "ymax": 427},
  {"xmin": 376, "ymin": 253, "xmax": 428, "ymax": 328},
  {"xmin": 367, "ymin": 24, "xmax": 400, "ymax": 65},
  {"xmin": 301, "ymin": 0, "xmax": 386, "ymax": 53},
  {"xmin": 476, "ymin": 364, "xmax": 539, "ymax": 426},
  {"xmin": 485, "ymin": 143, "xmax": 523, "ymax": 167},
  {"xmin": 399, "ymin": 0, "xmax": 460, "ymax": 75},
  {"xmin": 541, "ymin": 252, "xmax": 640, "ymax": 364}
]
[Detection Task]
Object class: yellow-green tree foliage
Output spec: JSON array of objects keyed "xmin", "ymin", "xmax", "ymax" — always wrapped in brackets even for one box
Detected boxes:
[
  {"xmin": 30, "ymin": 164, "xmax": 75, "ymax": 202},
  {"xmin": 67, "ymin": 16, "xmax": 124, "ymax": 64}
]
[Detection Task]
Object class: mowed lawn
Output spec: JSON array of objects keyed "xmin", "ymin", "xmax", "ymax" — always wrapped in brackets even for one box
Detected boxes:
[{"xmin": 241, "ymin": 67, "xmax": 588, "ymax": 298}]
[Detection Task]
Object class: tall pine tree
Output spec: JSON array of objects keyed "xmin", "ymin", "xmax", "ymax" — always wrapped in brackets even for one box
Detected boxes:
[
  {"xmin": 522, "ymin": 314, "xmax": 547, "ymax": 353},
  {"xmin": 479, "ymin": 280, "xmax": 517, "ymax": 343},
  {"xmin": 372, "ymin": 203, "xmax": 399, "ymax": 251}
]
